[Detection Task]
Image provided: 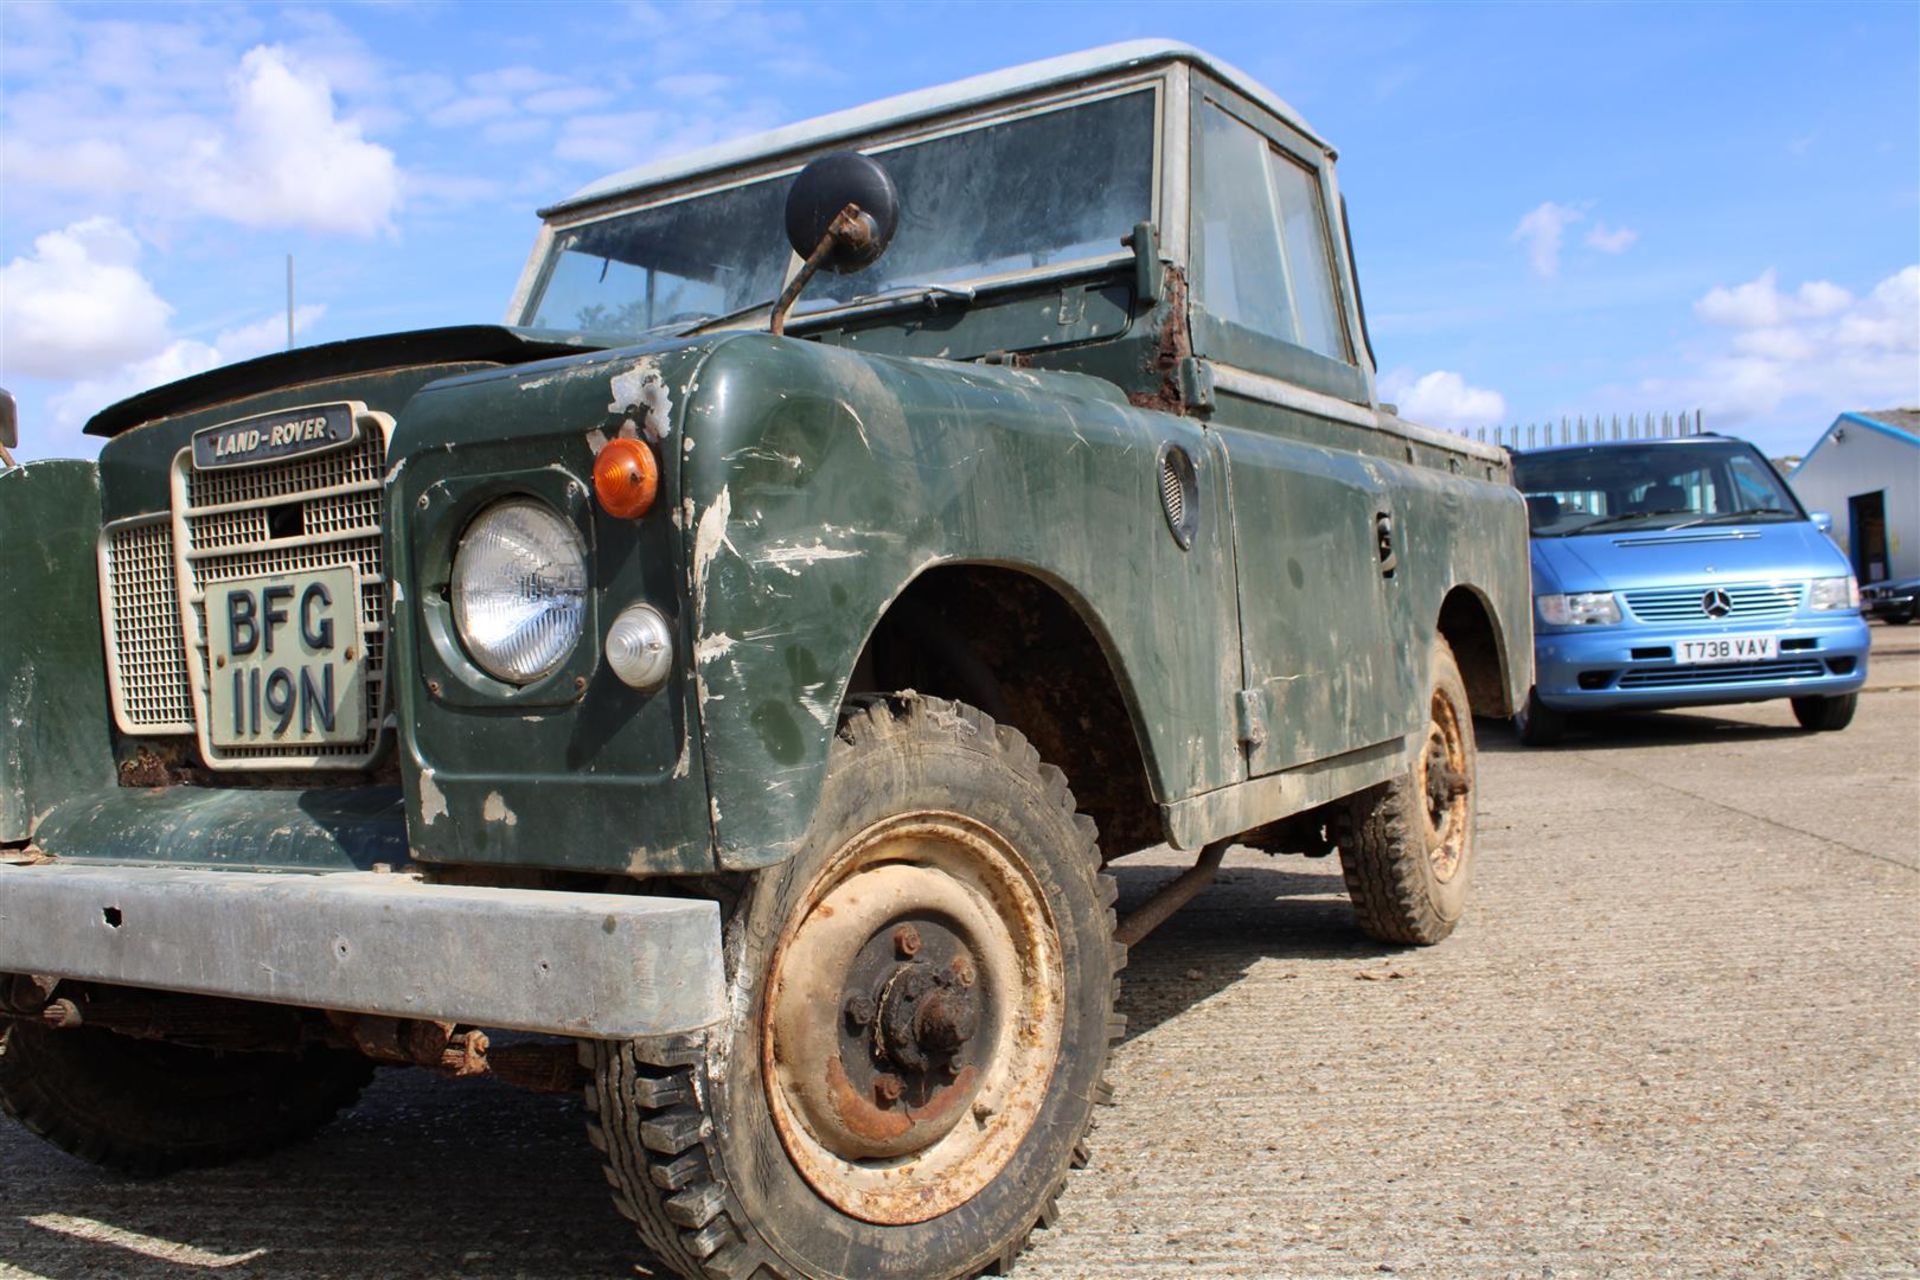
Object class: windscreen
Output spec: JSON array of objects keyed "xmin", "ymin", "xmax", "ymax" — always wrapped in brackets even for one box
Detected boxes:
[
  {"xmin": 524, "ymin": 89, "xmax": 1156, "ymax": 336},
  {"xmin": 1512, "ymin": 442, "xmax": 1804, "ymax": 537}
]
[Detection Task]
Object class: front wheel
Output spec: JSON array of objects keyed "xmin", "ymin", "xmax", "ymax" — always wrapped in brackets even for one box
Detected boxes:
[
  {"xmin": 586, "ymin": 695, "xmax": 1121, "ymax": 1280},
  {"xmin": 1791, "ymin": 692, "xmax": 1857, "ymax": 732},
  {"xmin": 1340, "ymin": 637, "xmax": 1478, "ymax": 945}
]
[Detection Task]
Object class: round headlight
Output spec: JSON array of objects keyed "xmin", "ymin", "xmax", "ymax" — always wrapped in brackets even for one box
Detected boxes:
[{"xmin": 452, "ymin": 499, "xmax": 587, "ymax": 684}]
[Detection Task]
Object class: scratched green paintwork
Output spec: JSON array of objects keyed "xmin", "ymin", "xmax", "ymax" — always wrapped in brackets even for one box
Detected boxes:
[
  {"xmin": 383, "ymin": 344, "xmax": 716, "ymax": 874},
  {"xmin": 0, "ymin": 461, "xmax": 117, "ymax": 842},
  {"xmin": 678, "ymin": 335, "xmax": 1243, "ymax": 869},
  {"xmin": 32, "ymin": 786, "xmax": 405, "ymax": 871}
]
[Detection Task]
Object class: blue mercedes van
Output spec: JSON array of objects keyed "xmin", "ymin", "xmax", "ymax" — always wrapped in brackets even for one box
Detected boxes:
[{"xmin": 1511, "ymin": 435, "xmax": 1869, "ymax": 744}]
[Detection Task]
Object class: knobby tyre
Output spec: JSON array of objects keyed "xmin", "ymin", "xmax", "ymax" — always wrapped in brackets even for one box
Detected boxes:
[
  {"xmin": 1339, "ymin": 636, "xmax": 1478, "ymax": 945},
  {"xmin": 585, "ymin": 694, "xmax": 1123, "ymax": 1280}
]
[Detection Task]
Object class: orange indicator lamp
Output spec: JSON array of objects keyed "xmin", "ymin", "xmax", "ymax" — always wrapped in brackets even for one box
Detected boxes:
[{"xmin": 593, "ymin": 437, "xmax": 658, "ymax": 519}]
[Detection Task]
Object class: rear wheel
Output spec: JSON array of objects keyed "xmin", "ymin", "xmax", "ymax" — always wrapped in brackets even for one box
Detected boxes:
[
  {"xmin": 1790, "ymin": 692, "xmax": 1857, "ymax": 732},
  {"xmin": 1340, "ymin": 637, "xmax": 1478, "ymax": 945},
  {"xmin": 0, "ymin": 1020, "xmax": 371, "ymax": 1176},
  {"xmin": 586, "ymin": 695, "xmax": 1121, "ymax": 1280}
]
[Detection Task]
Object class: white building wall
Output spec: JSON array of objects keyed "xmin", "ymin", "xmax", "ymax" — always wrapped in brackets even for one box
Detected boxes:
[{"xmin": 1789, "ymin": 425, "xmax": 1920, "ymax": 582}]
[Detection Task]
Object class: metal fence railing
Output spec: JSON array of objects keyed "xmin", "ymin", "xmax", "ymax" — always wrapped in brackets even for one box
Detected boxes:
[{"xmin": 1459, "ymin": 409, "xmax": 1705, "ymax": 450}]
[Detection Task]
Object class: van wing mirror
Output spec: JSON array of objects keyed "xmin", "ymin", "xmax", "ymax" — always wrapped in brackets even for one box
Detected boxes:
[{"xmin": 1811, "ymin": 511, "xmax": 1833, "ymax": 535}]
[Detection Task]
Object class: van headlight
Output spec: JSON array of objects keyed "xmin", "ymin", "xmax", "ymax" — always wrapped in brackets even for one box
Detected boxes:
[
  {"xmin": 1808, "ymin": 576, "xmax": 1858, "ymax": 610},
  {"xmin": 1537, "ymin": 591, "xmax": 1621, "ymax": 626},
  {"xmin": 452, "ymin": 499, "xmax": 587, "ymax": 683}
]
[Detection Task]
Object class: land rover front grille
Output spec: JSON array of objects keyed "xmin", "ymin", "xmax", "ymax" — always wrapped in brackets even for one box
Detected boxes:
[
  {"xmin": 99, "ymin": 517, "xmax": 194, "ymax": 732},
  {"xmin": 99, "ymin": 421, "xmax": 391, "ymax": 770},
  {"xmin": 1623, "ymin": 581, "xmax": 1803, "ymax": 623}
]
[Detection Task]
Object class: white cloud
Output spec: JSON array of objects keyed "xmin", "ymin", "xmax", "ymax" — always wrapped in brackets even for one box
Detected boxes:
[
  {"xmin": 1378, "ymin": 369, "xmax": 1508, "ymax": 430},
  {"xmin": 428, "ymin": 94, "xmax": 515, "ymax": 128},
  {"xmin": 1585, "ymin": 222, "xmax": 1638, "ymax": 254},
  {"xmin": 523, "ymin": 86, "xmax": 612, "ymax": 116},
  {"xmin": 185, "ymin": 47, "xmax": 400, "ymax": 236},
  {"xmin": 1640, "ymin": 266, "xmax": 1919, "ymax": 424},
  {"xmin": 1695, "ymin": 268, "xmax": 1854, "ymax": 328},
  {"xmin": 49, "ymin": 305, "xmax": 327, "ymax": 435},
  {"xmin": 1, "ymin": 36, "xmax": 398, "ymax": 237},
  {"xmin": 656, "ymin": 73, "xmax": 732, "ymax": 100},
  {"xmin": 0, "ymin": 219, "xmax": 175, "ymax": 380},
  {"xmin": 1513, "ymin": 201, "xmax": 1583, "ymax": 278}
]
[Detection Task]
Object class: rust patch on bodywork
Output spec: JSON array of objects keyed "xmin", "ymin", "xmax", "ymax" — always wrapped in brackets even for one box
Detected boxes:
[{"xmin": 1126, "ymin": 266, "xmax": 1192, "ymax": 416}]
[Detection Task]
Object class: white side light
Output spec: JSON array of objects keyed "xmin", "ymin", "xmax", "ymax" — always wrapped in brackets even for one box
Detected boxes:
[{"xmin": 607, "ymin": 604, "xmax": 673, "ymax": 690}]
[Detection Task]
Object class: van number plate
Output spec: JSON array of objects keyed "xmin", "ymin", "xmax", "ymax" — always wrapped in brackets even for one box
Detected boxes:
[
  {"xmin": 1676, "ymin": 634, "xmax": 1777, "ymax": 665},
  {"xmin": 209, "ymin": 567, "xmax": 366, "ymax": 747}
]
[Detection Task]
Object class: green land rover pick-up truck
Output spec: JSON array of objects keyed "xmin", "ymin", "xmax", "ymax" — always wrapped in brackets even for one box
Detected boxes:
[{"xmin": 0, "ymin": 41, "xmax": 1529, "ymax": 1280}]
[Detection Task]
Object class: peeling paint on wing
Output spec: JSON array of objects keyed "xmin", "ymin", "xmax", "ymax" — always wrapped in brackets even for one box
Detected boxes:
[
  {"xmin": 418, "ymin": 769, "xmax": 448, "ymax": 827},
  {"xmin": 695, "ymin": 632, "xmax": 738, "ymax": 664},
  {"xmin": 799, "ymin": 684, "xmax": 835, "ymax": 727},
  {"xmin": 755, "ymin": 542, "xmax": 862, "ymax": 574},
  {"xmin": 671, "ymin": 736, "xmax": 692, "ymax": 780},
  {"xmin": 608, "ymin": 358, "xmax": 674, "ymax": 441},
  {"xmin": 382, "ymin": 456, "xmax": 408, "ymax": 487},
  {"xmin": 691, "ymin": 486, "xmax": 735, "ymax": 610},
  {"xmin": 482, "ymin": 791, "xmax": 519, "ymax": 827}
]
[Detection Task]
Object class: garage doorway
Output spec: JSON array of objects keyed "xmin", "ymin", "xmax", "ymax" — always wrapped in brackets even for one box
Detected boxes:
[{"xmin": 1848, "ymin": 489, "xmax": 1889, "ymax": 583}]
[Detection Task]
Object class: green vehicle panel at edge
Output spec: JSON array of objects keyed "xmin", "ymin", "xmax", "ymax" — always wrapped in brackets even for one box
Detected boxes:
[{"xmin": 0, "ymin": 42, "xmax": 1529, "ymax": 1280}]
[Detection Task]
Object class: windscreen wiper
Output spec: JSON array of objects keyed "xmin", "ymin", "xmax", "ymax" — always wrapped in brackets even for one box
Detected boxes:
[
  {"xmin": 1577, "ymin": 507, "xmax": 1696, "ymax": 532},
  {"xmin": 675, "ymin": 282, "xmax": 977, "ymax": 338},
  {"xmin": 1690, "ymin": 506, "xmax": 1798, "ymax": 525}
]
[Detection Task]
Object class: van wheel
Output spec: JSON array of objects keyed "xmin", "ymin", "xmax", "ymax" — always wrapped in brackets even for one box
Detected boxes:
[
  {"xmin": 0, "ymin": 1021, "xmax": 371, "ymax": 1176},
  {"xmin": 1791, "ymin": 693, "xmax": 1857, "ymax": 731},
  {"xmin": 1340, "ymin": 637, "xmax": 1477, "ymax": 945},
  {"xmin": 585, "ymin": 695, "xmax": 1121, "ymax": 1280},
  {"xmin": 1513, "ymin": 686, "xmax": 1566, "ymax": 746}
]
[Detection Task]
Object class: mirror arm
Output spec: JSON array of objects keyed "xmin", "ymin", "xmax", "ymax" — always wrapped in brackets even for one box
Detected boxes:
[{"xmin": 770, "ymin": 202, "xmax": 875, "ymax": 337}]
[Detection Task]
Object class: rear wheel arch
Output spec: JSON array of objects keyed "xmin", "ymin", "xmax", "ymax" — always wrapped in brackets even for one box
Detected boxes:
[{"xmin": 1437, "ymin": 584, "xmax": 1518, "ymax": 718}]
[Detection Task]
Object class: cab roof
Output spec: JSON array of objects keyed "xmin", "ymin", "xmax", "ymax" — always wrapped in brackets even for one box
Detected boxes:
[{"xmin": 545, "ymin": 40, "xmax": 1327, "ymax": 219}]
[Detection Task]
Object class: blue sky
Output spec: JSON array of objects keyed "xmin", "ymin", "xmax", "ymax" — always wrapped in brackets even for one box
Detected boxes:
[{"xmin": 3, "ymin": 0, "xmax": 1915, "ymax": 461}]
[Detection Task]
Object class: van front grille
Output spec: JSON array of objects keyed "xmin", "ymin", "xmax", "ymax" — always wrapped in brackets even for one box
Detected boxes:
[{"xmin": 1622, "ymin": 581, "xmax": 1803, "ymax": 623}]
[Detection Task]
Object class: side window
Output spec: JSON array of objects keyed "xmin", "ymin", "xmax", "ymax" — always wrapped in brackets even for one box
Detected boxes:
[{"xmin": 1195, "ymin": 101, "xmax": 1351, "ymax": 363}]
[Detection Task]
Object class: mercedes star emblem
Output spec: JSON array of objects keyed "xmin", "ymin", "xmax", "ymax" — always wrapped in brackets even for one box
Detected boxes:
[{"xmin": 1702, "ymin": 588, "xmax": 1733, "ymax": 619}]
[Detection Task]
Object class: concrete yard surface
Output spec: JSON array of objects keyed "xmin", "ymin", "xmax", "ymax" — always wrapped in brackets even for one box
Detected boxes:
[{"xmin": 2, "ymin": 644, "xmax": 1915, "ymax": 1278}]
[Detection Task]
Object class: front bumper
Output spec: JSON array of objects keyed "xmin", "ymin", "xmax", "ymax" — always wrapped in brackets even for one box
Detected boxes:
[
  {"xmin": 0, "ymin": 863, "xmax": 724, "ymax": 1039},
  {"xmin": 1535, "ymin": 613, "xmax": 1869, "ymax": 712}
]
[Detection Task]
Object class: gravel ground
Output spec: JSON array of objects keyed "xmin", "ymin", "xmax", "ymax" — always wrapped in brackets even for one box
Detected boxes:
[{"xmin": 3, "ymin": 630, "xmax": 1915, "ymax": 1279}]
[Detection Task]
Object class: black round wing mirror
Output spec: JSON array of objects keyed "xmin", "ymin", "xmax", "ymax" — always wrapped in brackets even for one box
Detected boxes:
[{"xmin": 784, "ymin": 151, "xmax": 899, "ymax": 273}]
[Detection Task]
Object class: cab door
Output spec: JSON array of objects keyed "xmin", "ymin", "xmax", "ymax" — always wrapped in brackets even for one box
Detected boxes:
[{"xmin": 1189, "ymin": 82, "xmax": 1406, "ymax": 772}]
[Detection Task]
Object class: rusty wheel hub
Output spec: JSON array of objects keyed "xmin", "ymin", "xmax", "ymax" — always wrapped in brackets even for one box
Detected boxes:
[
  {"xmin": 763, "ymin": 814, "xmax": 1064, "ymax": 1225},
  {"xmin": 1419, "ymin": 688, "xmax": 1471, "ymax": 882}
]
